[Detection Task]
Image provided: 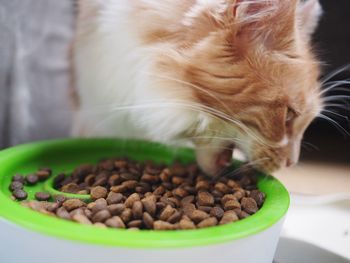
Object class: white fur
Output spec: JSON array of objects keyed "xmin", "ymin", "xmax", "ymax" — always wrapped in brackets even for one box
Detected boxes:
[{"xmin": 73, "ymin": 0, "xmax": 200, "ymax": 144}]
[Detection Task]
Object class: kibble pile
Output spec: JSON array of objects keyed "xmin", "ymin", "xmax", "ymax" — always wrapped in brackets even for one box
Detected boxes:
[{"xmin": 11, "ymin": 158, "xmax": 265, "ymax": 230}]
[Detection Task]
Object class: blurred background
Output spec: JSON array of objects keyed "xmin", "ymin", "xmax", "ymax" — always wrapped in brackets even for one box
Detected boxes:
[{"xmin": 0, "ymin": 0, "xmax": 349, "ymax": 261}]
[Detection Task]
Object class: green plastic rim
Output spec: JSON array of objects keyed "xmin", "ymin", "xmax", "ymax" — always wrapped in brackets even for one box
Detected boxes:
[{"xmin": 0, "ymin": 139, "xmax": 289, "ymax": 248}]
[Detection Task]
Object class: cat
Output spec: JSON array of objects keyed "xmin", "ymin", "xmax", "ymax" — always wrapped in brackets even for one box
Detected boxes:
[{"xmin": 72, "ymin": 0, "xmax": 323, "ymax": 176}]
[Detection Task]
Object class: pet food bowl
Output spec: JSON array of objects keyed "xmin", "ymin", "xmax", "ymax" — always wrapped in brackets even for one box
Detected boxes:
[{"xmin": 0, "ymin": 139, "xmax": 289, "ymax": 263}]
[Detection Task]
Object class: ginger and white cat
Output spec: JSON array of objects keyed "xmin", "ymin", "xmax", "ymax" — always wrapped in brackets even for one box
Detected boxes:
[{"xmin": 72, "ymin": 0, "xmax": 323, "ymax": 175}]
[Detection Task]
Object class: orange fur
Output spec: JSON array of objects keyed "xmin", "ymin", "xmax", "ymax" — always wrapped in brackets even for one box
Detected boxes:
[
  {"xmin": 131, "ymin": 0, "xmax": 322, "ymax": 172},
  {"xmin": 73, "ymin": 0, "xmax": 323, "ymax": 174}
]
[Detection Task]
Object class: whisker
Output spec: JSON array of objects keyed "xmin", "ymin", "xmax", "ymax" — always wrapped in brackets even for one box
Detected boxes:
[
  {"xmin": 144, "ymin": 72, "xmax": 234, "ymax": 117},
  {"xmin": 322, "ymin": 109, "xmax": 350, "ymax": 122},
  {"xmin": 323, "ymin": 95, "xmax": 350, "ymax": 102},
  {"xmin": 222, "ymin": 157, "xmax": 270, "ymax": 178},
  {"xmin": 109, "ymin": 101, "xmax": 270, "ymax": 146},
  {"xmin": 320, "ymin": 81, "xmax": 350, "ymax": 96},
  {"xmin": 317, "ymin": 113, "xmax": 350, "ymax": 137},
  {"xmin": 321, "ymin": 64, "xmax": 350, "ymax": 85},
  {"xmin": 323, "ymin": 104, "xmax": 350, "ymax": 111},
  {"xmin": 302, "ymin": 141, "xmax": 319, "ymax": 151}
]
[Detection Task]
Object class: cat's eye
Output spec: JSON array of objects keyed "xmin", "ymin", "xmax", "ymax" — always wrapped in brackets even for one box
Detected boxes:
[{"xmin": 286, "ymin": 107, "xmax": 297, "ymax": 124}]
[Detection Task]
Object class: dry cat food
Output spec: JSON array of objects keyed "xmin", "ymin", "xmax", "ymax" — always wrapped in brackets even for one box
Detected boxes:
[{"xmin": 12, "ymin": 158, "xmax": 265, "ymax": 230}]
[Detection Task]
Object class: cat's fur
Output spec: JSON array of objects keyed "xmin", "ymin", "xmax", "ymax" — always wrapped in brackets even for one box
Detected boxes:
[{"xmin": 72, "ymin": 0, "xmax": 323, "ymax": 175}]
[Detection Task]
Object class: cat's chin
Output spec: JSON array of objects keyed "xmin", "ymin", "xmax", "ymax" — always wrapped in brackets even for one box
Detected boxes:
[{"xmin": 195, "ymin": 144, "xmax": 234, "ymax": 177}]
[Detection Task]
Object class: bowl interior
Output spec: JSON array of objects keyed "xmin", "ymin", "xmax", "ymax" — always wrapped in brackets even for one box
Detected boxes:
[{"xmin": 0, "ymin": 139, "xmax": 289, "ymax": 248}]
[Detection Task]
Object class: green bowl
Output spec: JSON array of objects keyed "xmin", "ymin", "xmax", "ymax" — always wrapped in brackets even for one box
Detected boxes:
[{"xmin": 0, "ymin": 138, "xmax": 289, "ymax": 248}]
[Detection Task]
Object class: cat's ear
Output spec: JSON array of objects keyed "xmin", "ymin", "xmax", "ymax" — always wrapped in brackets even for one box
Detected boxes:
[
  {"xmin": 298, "ymin": 0, "xmax": 323, "ymax": 41},
  {"xmin": 231, "ymin": 0, "xmax": 299, "ymax": 51}
]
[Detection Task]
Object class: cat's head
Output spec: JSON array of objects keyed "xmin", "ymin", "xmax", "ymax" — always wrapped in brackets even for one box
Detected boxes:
[{"xmin": 140, "ymin": 0, "xmax": 323, "ymax": 175}]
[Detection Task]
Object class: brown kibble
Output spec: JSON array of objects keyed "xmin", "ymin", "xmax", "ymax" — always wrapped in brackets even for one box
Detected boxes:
[
  {"xmin": 160, "ymin": 205, "xmax": 175, "ymax": 221},
  {"xmin": 197, "ymin": 192, "xmax": 214, "ymax": 206},
  {"xmin": 56, "ymin": 207, "xmax": 71, "ymax": 220},
  {"xmin": 26, "ymin": 174, "xmax": 39, "ymax": 185},
  {"xmin": 13, "ymin": 158, "xmax": 264, "ymax": 230},
  {"xmin": 36, "ymin": 169, "xmax": 51, "ymax": 181},
  {"xmin": 241, "ymin": 197, "xmax": 258, "ymax": 214},
  {"xmin": 105, "ymin": 216, "xmax": 125, "ymax": 228},
  {"xmin": 132, "ymin": 201, "xmax": 143, "ymax": 219},
  {"xmin": 9, "ymin": 181, "xmax": 24, "ymax": 191},
  {"xmin": 90, "ymin": 186, "xmax": 108, "ymax": 200},
  {"xmin": 54, "ymin": 195, "xmax": 66, "ymax": 204},
  {"xmin": 108, "ymin": 203, "xmax": 125, "ymax": 216},
  {"xmin": 221, "ymin": 194, "xmax": 237, "ymax": 205},
  {"xmin": 61, "ymin": 183, "xmax": 80, "ymax": 194},
  {"xmin": 156, "ymin": 202, "xmax": 166, "ymax": 211},
  {"xmin": 73, "ymin": 214, "xmax": 92, "ymax": 225},
  {"xmin": 167, "ymin": 211, "xmax": 182, "ymax": 224},
  {"xmin": 249, "ymin": 190, "xmax": 265, "ymax": 207},
  {"xmin": 182, "ymin": 203, "xmax": 196, "ymax": 216},
  {"xmin": 219, "ymin": 211, "xmax": 239, "ymax": 225},
  {"xmin": 197, "ymin": 217, "xmax": 218, "ymax": 228},
  {"xmin": 91, "ymin": 198, "xmax": 108, "ymax": 214},
  {"xmin": 92, "ymin": 209, "xmax": 111, "ymax": 223},
  {"xmin": 87, "ymin": 202, "xmax": 96, "ymax": 210},
  {"xmin": 99, "ymin": 160, "xmax": 115, "ymax": 171},
  {"xmin": 172, "ymin": 176, "xmax": 185, "ymax": 186},
  {"xmin": 127, "ymin": 220, "xmax": 143, "ymax": 228},
  {"xmin": 153, "ymin": 185, "xmax": 166, "ymax": 196},
  {"xmin": 189, "ymin": 210, "xmax": 210, "ymax": 224},
  {"xmin": 159, "ymin": 168, "xmax": 171, "ymax": 182},
  {"xmin": 120, "ymin": 172, "xmax": 137, "ymax": 181},
  {"xmin": 195, "ymin": 180, "xmax": 210, "ymax": 191},
  {"xmin": 181, "ymin": 195, "xmax": 195, "ymax": 205},
  {"xmin": 85, "ymin": 209, "xmax": 93, "ymax": 219},
  {"xmin": 114, "ymin": 159, "xmax": 128, "ymax": 169},
  {"xmin": 94, "ymin": 222, "xmax": 107, "ymax": 228},
  {"xmin": 12, "ymin": 174, "xmax": 25, "ymax": 183},
  {"xmin": 108, "ymin": 174, "xmax": 121, "ymax": 186},
  {"xmin": 168, "ymin": 197, "xmax": 180, "ymax": 207},
  {"xmin": 197, "ymin": 206, "xmax": 212, "ymax": 213},
  {"xmin": 92, "ymin": 176, "xmax": 108, "ymax": 187},
  {"xmin": 160, "ymin": 196, "xmax": 176, "ymax": 208},
  {"xmin": 106, "ymin": 192, "xmax": 123, "ymax": 205},
  {"xmin": 224, "ymin": 199, "xmax": 241, "ymax": 211},
  {"xmin": 110, "ymin": 185, "xmax": 128, "ymax": 193},
  {"xmin": 120, "ymin": 208, "xmax": 133, "ymax": 223},
  {"xmin": 172, "ymin": 187, "xmax": 188, "ymax": 198},
  {"xmin": 141, "ymin": 174, "xmax": 159, "ymax": 183},
  {"xmin": 238, "ymin": 210, "xmax": 251, "ymax": 219},
  {"xmin": 62, "ymin": 199, "xmax": 85, "ymax": 211},
  {"xmin": 183, "ymin": 185, "xmax": 196, "ymax": 194},
  {"xmin": 122, "ymin": 180, "xmax": 138, "ymax": 190},
  {"xmin": 210, "ymin": 207, "xmax": 225, "ymax": 219},
  {"xmin": 227, "ymin": 179, "xmax": 240, "ymax": 189},
  {"xmin": 233, "ymin": 189, "xmax": 245, "ymax": 200},
  {"xmin": 215, "ymin": 182, "xmax": 231, "ymax": 194},
  {"xmin": 84, "ymin": 174, "xmax": 95, "ymax": 186},
  {"xmin": 143, "ymin": 212, "xmax": 154, "ymax": 229},
  {"xmin": 154, "ymin": 221, "xmax": 176, "ymax": 230},
  {"xmin": 179, "ymin": 219, "xmax": 196, "ymax": 230},
  {"xmin": 211, "ymin": 189, "xmax": 223, "ymax": 198},
  {"xmin": 141, "ymin": 195, "xmax": 157, "ymax": 216},
  {"xmin": 170, "ymin": 164, "xmax": 187, "ymax": 177},
  {"xmin": 125, "ymin": 193, "xmax": 140, "ymax": 208},
  {"xmin": 35, "ymin": 192, "xmax": 51, "ymax": 201}
]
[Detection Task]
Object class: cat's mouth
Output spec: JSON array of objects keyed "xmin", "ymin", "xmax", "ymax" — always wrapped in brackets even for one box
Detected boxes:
[
  {"xmin": 215, "ymin": 144, "xmax": 235, "ymax": 169},
  {"xmin": 195, "ymin": 143, "xmax": 234, "ymax": 177}
]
